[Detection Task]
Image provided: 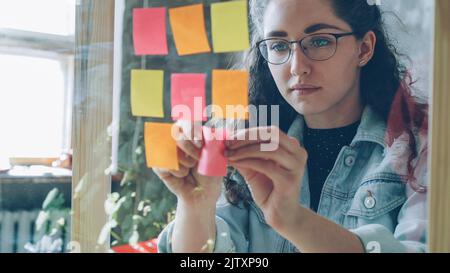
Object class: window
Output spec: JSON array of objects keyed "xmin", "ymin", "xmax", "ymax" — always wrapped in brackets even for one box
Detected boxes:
[
  {"xmin": 0, "ymin": 0, "xmax": 75, "ymax": 161},
  {"xmin": 0, "ymin": 0, "xmax": 75, "ymax": 36}
]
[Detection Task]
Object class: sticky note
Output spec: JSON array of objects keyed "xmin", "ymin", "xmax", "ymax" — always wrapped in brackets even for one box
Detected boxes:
[
  {"xmin": 145, "ymin": 122, "xmax": 179, "ymax": 170},
  {"xmin": 211, "ymin": 0, "xmax": 250, "ymax": 53},
  {"xmin": 198, "ymin": 127, "xmax": 228, "ymax": 177},
  {"xmin": 112, "ymin": 239, "xmax": 158, "ymax": 253},
  {"xmin": 169, "ymin": 4, "xmax": 211, "ymax": 56},
  {"xmin": 131, "ymin": 69, "xmax": 164, "ymax": 118},
  {"xmin": 133, "ymin": 8, "xmax": 168, "ymax": 55},
  {"xmin": 171, "ymin": 73, "xmax": 207, "ymax": 121},
  {"xmin": 212, "ymin": 70, "xmax": 249, "ymax": 119}
]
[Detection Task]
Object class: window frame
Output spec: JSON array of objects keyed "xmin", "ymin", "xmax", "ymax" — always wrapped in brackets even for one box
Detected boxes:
[{"xmin": 0, "ymin": 28, "xmax": 75, "ymax": 164}]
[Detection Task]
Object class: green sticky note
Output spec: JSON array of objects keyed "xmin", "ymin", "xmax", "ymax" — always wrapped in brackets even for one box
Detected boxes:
[
  {"xmin": 211, "ymin": 0, "xmax": 250, "ymax": 53},
  {"xmin": 131, "ymin": 69, "xmax": 164, "ymax": 118}
]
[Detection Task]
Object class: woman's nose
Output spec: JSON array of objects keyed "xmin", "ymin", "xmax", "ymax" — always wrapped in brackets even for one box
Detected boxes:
[{"xmin": 290, "ymin": 44, "xmax": 312, "ymax": 77}]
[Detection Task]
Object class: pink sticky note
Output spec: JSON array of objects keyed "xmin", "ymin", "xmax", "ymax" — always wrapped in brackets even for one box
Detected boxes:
[
  {"xmin": 133, "ymin": 8, "xmax": 168, "ymax": 55},
  {"xmin": 197, "ymin": 127, "xmax": 228, "ymax": 177},
  {"xmin": 171, "ymin": 73, "xmax": 207, "ymax": 121}
]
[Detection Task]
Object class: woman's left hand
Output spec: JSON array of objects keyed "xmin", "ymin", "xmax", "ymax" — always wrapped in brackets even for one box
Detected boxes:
[{"xmin": 225, "ymin": 126, "xmax": 308, "ymax": 234}]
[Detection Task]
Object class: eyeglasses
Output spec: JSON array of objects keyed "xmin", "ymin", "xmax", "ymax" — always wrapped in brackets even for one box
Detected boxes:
[{"xmin": 256, "ymin": 32, "xmax": 355, "ymax": 65}]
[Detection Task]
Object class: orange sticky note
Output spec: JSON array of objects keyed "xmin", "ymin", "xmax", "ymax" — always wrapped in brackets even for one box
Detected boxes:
[
  {"xmin": 133, "ymin": 7, "xmax": 168, "ymax": 55},
  {"xmin": 171, "ymin": 73, "xmax": 207, "ymax": 121},
  {"xmin": 145, "ymin": 122, "xmax": 179, "ymax": 170},
  {"xmin": 212, "ymin": 70, "xmax": 249, "ymax": 119},
  {"xmin": 131, "ymin": 69, "xmax": 164, "ymax": 118},
  {"xmin": 169, "ymin": 4, "xmax": 211, "ymax": 56}
]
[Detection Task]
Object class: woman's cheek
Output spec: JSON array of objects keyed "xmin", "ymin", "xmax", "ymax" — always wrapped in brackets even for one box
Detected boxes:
[{"xmin": 271, "ymin": 64, "xmax": 291, "ymax": 83}]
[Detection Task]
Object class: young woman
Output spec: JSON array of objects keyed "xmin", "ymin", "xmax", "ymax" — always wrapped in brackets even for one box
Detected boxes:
[{"xmin": 155, "ymin": 0, "xmax": 429, "ymax": 253}]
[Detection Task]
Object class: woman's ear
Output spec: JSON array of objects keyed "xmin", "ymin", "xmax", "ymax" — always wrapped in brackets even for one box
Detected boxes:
[{"xmin": 358, "ymin": 31, "xmax": 377, "ymax": 67}]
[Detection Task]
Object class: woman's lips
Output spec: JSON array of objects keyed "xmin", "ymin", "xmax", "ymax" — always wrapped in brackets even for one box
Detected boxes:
[{"xmin": 289, "ymin": 84, "xmax": 321, "ymax": 96}]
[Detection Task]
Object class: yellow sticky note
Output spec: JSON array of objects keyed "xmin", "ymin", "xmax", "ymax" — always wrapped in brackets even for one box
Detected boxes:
[
  {"xmin": 131, "ymin": 69, "xmax": 164, "ymax": 117},
  {"xmin": 145, "ymin": 122, "xmax": 179, "ymax": 170},
  {"xmin": 212, "ymin": 70, "xmax": 249, "ymax": 119},
  {"xmin": 169, "ymin": 4, "xmax": 211, "ymax": 56},
  {"xmin": 211, "ymin": 0, "xmax": 250, "ymax": 53}
]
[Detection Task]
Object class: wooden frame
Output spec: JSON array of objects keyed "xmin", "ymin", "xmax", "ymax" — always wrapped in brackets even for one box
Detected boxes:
[
  {"xmin": 429, "ymin": 0, "xmax": 450, "ymax": 253},
  {"xmin": 72, "ymin": 0, "xmax": 114, "ymax": 252}
]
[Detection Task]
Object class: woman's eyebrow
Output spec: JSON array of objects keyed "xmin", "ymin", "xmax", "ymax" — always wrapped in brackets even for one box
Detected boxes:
[
  {"xmin": 304, "ymin": 23, "xmax": 345, "ymax": 34},
  {"xmin": 265, "ymin": 31, "xmax": 288, "ymax": 38},
  {"xmin": 265, "ymin": 23, "xmax": 345, "ymax": 38}
]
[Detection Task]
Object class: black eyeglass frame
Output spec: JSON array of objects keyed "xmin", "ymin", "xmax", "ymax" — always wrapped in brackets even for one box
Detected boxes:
[{"xmin": 256, "ymin": 32, "xmax": 356, "ymax": 64}]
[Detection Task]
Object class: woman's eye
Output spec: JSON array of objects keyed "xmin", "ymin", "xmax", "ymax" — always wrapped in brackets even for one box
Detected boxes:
[
  {"xmin": 270, "ymin": 42, "xmax": 289, "ymax": 52},
  {"xmin": 309, "ymin": 38, "xmax": 332, "ymax": 48}
]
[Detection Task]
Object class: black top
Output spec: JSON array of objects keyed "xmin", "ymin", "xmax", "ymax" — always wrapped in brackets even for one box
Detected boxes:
[{"xmin": 303, "ymin": 120, "xmax": 360, "ymax": 212}]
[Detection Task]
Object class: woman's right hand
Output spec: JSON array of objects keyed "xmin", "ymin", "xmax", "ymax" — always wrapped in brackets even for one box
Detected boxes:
[{"xmin": 153, "ymin": 121, "xmax": 223, "ymax": 208}]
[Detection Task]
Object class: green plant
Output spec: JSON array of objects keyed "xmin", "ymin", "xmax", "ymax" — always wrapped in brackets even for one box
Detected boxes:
[
  {"xmin": 107, "ymin": 117, "xmax": 177, "ymax": 246},
  {"xmin": 25, "ymin": 188, "xmax": 70, "ymax": 253}
]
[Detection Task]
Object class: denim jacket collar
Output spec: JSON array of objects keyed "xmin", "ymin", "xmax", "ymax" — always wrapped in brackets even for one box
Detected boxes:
[
  {"xmin": 285, "ymin": 105, "xmax": 388, "ymax": 211},
  {"xmin": 287, "ymin": 105, "xmax": 387, "ymax": 149}
]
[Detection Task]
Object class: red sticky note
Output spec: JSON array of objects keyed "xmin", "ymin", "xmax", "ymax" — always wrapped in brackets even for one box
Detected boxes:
[
  {"xmin": 133, "ymin": 8, "xmax": 168, "ymax": 55},
  {"xmin": 171, "ymin": 73, "xmax": 207, "ymax": 121},
  {"xmin": 197, "ymin": 127, "xmax": 228, "ymax": 177},
  {"xmin": 112, "ymin": 239, "xmax": 158, "ymax": 253}
]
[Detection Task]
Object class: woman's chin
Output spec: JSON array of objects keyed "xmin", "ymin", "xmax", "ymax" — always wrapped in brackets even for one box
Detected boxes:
[{"xmin": 290, "ymin": 102, "xmax": 328, "ymax": 118}]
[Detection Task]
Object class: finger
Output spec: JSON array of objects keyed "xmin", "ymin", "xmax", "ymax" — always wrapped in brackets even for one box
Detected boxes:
[
  {"xmin": 178, "ymin": 150, "xmax": 197, "ymax": 168},
  {"xmin": 226, "ymin": 143, "xmax": 296, "ymax": 171},
  {"xmin": 153, "ymin": 167, "xmax": 184, "ymax": 187},
  {"xmin": 226, "ymin": 127, "xmax": 275, "ymax": 149},
  {"xmin": 169, "ymin": 165, "xmax": 190, "ymax": 178},
  {"xmin": 154, "ymin": 167, "xmax": 196, "ymax": 197},
  {"xmin": 234, "ymin": 166, "xmax": 273, "ymax": 206},
  {"xmin": 229, "ymin": 158, "xmax": 292, "ymax": 186},
  {"xmin": 177, "ymin": 135, "xmax": 202, "ymax": 161},
  {"xmin": 227, "ymin": 126, "xmax": 300, "ymax": 154},
  {"xmin": 176, "ymin": 121, "xmax": 204, "ymax": 160},
  {"xmin": 226, "ymin": 138, "xmax": 273, "ymax": 151},
  {"xmin": 153, "ymin": 167, "xmax": 173, "ymax": 180},
  {"xmin": 176, "ymin": 120, "xmax": 203, "ymax": 148}
]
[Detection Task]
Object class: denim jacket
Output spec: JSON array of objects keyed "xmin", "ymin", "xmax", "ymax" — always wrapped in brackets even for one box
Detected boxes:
[{"xmin": 158, "ymin": 106, "xmax": 428, "ymax": 253}]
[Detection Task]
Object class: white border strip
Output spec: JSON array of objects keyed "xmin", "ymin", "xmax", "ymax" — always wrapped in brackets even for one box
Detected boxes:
[{"xmin": 111, "ymin": 0, "xmax": 125, "ymax": 175}]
